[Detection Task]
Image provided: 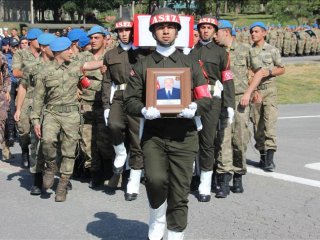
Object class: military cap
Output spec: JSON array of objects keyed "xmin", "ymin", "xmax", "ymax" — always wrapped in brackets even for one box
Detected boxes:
[
  {"xmin": 87, "ymin": 25, "xmax": 105, "ymax": 37},
  {"xmin": 10, "ymin": 38, "xmax": 19, "ymax": 47},
  {"xmin": 38, "ymin": 33, "xmax": 56, "ymax": 46},
  {"xmin": 250, "ymin": 22, "xmax": 267, "ymax": 31},
  {"xmin": 149, "ymin": 8, "xmax": 181, "ymax": 31},
  {"xmin": 50, "ymin": 37, "xmax": 71, "ymax": 52},
  {"xmin": 67, "ymin": 29, "xmax": 86, "ymax": 41},
  {"xmin": 78, "ymin": 35, "xmax": 90, "ymax": 48},
  {"xmin": 104, "ymin": 29, "xmax": 111, "ymax": 36},
  {"xmin": 27, "ymin": 28, "xmax": 43, "ymax": 40},
  {"xmin": 218, "ymin": 20, "xmax": 232, "ymax": 29}
]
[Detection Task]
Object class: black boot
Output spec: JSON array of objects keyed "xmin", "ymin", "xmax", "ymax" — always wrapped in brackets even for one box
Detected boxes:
[
  {"xmin": 264, "ymin": 150, "xmax": 276, "ymax": 172},
  {"xmin": 21, "ymin": 150, "xmax": 29, "ymax": 168},
  {"xmin": 89, "ymin": 170, "xmax": 105, "ymax": 189},
  {"xmin": 215, "ymin": 173, "xmax": 232, "ymax": 198},
  {"xmin": 259, "ymin": 150, "xmax": 266, "ymax": 169},
  {"xmin": 30, "ymin": 172, "xmax": 43, "ymax": 195},
  {"xmin": 211, "ymin": 172, "xmax": 218, "ymax": 193},
  {"xmin": 231, "ymin": 173, "xmax": 244, "ymax": 193}
]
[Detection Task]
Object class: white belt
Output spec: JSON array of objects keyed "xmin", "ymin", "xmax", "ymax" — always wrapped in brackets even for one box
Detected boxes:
[{"xmin": 115, "ymin": 83, "xmax": 127, "ymax": 91}]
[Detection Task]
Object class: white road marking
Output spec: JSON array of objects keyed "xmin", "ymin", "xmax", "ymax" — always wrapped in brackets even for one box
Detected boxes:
[
  {"xmin": 247, "ymin": 166, "xmax": 320, "ymax": 188},
  {"xmin": 278, "ymin": 115, "xmax": 320, "ymax": 120},
  {"xmin": 305, "ymin": 162, "xmax": 320, "ymax": 171}
]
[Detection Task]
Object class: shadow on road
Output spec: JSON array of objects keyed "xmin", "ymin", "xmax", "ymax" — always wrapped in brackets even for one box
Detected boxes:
[
  {"xmin": 86, "ymin": 212, "xmax": 148, "ymax": 239},
  {"xmin": 246, "ymin": 159, "xmax": 260, "ymax": 168}
]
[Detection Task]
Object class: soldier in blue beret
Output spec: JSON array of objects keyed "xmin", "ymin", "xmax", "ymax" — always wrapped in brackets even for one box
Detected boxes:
[{"xmin": 67, "ymin": 29, "xmax": 86, "ymax": 55}]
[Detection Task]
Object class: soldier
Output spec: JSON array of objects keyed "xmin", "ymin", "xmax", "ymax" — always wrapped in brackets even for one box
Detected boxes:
[
  {"xmin": 20, "ymin": 33, "xmax": 56, "ymax": 195},
  {"xmin": 214, "ymin": 20, "xmax": 263, "ymax": 195},
  {"xmin": 102, "ymin": 18, "xmax": 149, "ymax": 201},
  {"xmin": 190, "ymin": 15, "xmax": 235, "ymax": 202},
  {"xmin": 290, "ymin": 26, "xmax": 298, "ymax": 56},
  {"xmin": 0, "ymin": 51, "xmax": 11, "ymax": 161},
  {"xmin": 77, "ymin": 25, "xmax": 114, "ymax": 188},
  {"xmin": 124, "ymin": 8, "xmax": 212, "ymax": 239},
  {"xmin": 249, "ymin": 22, "xmax": 285, "ymax": 171},
  {"xmin": 296, "ymin": 26, "xmax": 307, "ymax": 56},
  {"xmin": 31, "ymin": 37, "xmax": 82, "ymax": 202},
  {"xmin": 268, "ymin": 25, "xmax": 277, "ymax": 47},
  {"xmin": 13, "ymin": 28, "xmax": 43, "ymax": 168},
  {"xmin": 78, "ymin": 34, "xmax": 91, "ymax": 52},
  {"xmin": 283, "ymin": 26, "xmax": 292, "ymax": 57},
  {"xmin": 67, "ymin": 28, "xmax": 86, "ymax": 56}
]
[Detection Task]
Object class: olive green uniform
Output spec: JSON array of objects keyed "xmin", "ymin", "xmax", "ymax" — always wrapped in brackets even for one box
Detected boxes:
[
  {"xmin": 102, "ymin": 46, "xmax": 148, "ymax": 170},
  {"xmin": 190, "ymin": 41, "xmax": 235, "ymax": 172},
  {"xmin": 250, "ymin": 42, "xmax": 284, "ymax": 153},
  {"xmin": 31, "ymin": 60, "xmax": 82, "ymax": 176},
  {"xmin": 124, "ymin": 50, "xmax": 212, "ymax": 231}
]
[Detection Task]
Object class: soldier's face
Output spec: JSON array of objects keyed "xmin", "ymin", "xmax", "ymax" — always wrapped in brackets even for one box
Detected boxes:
[
  {"xmin": 118, "ymin": 28, "xmax": 132, "ymax": 44},
  {"xmin": 42, "ymin": 45, "xmax": 54, "ymax": 59},
  {"xmin": 20, "ymin": 39, "xmax": 28, "ymax": 49},
  {"xmin": 199, "ymin": 24, "xmax": 216, "ymax": 41},
  {"xmin": 105, "ymin": 35, "xmax": 112, "ymax": 47},
  {"xmin": 250, "ymin": 27, "xmax": 266, "ymax": 43},
  {"xmin": 193, "ymin": 30, "xmax": 200, "ymax": 45},
  {"xmin": 90, "ymin": 33, "xmax": 105, "ymax": 51},
  {"xmin": 214, "ymin": 29, "xmax": 227, "ymax": 46},
  {"xmin": 59, "ymin": 47, "xmax": 73, "ymax": 62},
  {"xmin": 154, "ymin": 23, "xmax": 178, "ymax": 46},
  {"xmin": 30, "ymin": 39, "xmax": 40, "ymax": 50}
]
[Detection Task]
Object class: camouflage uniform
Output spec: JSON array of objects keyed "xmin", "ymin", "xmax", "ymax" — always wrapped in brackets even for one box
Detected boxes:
[
  {"xmin": 12, "ymin": 48, "xmax": 41, "ymax": 166},
  {"xmin": 304, "ymin": 30, "xmax": 312, "ymax": 55},
  {"xmin": 283, "ymin": 29, "xmax": 292, "ymax": 57},
  {"xmin": 291, "ymin": 31, "xmax": 298, "ymax": 56},
  {"xmin": 268, "ymin": 29, "xmax": 277, "ymax": 47},
  {"xmin": 0, "ymin": 52, "xmax": 11, "ymax": 157},
  {"xmin": 77, "ymin": 50, "xmax": 114, "ymax": 179},
  {"xmin": 250, "ymin": 42, "xmax": 284, "ymax": 154},
  {"xmin": 216, "ymin": 40, "xmax": 251, "ymax": 177},
  {"xmin": 276, "ymin": 28, "xmax": 284, "ymax": 53},
  {"xmin": 297, "ymin": 30, "xmax": 307, "ymax": 56},
  {"xmin": 31, "ymin": 60, "xmax": 82, "ymax": 177}
]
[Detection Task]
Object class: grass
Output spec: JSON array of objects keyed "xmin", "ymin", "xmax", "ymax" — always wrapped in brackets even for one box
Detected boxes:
[{"xmin": 276, "ymin": 63, "xmax": 320, "ymax": 104}]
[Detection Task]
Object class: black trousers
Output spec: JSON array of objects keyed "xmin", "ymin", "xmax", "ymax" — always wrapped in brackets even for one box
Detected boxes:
[{"xmin": 198, "ymin": 97, "xmax": 222, "ymax": 171}]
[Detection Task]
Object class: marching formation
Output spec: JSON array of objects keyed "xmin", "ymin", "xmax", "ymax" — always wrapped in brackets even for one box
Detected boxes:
[{"xmin": 0, "ymin": 8, "xmax": 290, "ymax": 240}]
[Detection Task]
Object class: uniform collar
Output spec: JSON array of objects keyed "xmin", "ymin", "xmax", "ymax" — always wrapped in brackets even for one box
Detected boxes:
[
  {"xmin": 151, "ymin": 49, "xmax": 179, "ymax": 63},
  {"xmin": 196, "ymin": 40, "xmax": 216, "ymax": 49}
]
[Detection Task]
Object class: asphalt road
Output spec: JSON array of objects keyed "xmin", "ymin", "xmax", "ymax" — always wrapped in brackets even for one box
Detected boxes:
[
  {"xmin": 282, "ymin": 55, "xmax": 320, "ymax": 64},
  {"xmin": 1, "ymin": 103, "xmax": 320, "ymax": 240}
]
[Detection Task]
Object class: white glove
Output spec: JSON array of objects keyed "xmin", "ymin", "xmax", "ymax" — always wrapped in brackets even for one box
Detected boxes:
[
  {"xmin": 227, "ymin": 107, "xmax": 234, "ymax": 125},
  {"xmin": 104, "ymin": 109, "xmax": 110, "ymax": 126},
  {"xmin": 213, "ymin": 80, "xmax": 223, "ymax": 98},
  {"xmin": 141, "ymin": 107, "xmax": 161, "ymax": 120},
  {"xmin": 195, "ymin": 116, "xmax": 203, "ymax": 131},
  {"xmin": 179, "ymin": 102, "xmax": 197, "ymax": 119}
]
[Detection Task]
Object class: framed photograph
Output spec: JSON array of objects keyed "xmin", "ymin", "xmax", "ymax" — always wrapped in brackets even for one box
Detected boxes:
[{"xmin": 146, "ymin": 68, "xmax": 191, "ymax": 115}]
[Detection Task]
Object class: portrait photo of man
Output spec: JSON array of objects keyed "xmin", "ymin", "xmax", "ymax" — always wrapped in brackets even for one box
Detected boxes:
[{"xmin": 157, "ymin": 76, "xmax": 181, "ymax": 100}]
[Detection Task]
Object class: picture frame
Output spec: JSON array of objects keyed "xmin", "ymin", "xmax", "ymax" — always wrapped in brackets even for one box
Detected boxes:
[{"xmin": 146, "ymin": 68, "xmax": 191, "ymax": 116}]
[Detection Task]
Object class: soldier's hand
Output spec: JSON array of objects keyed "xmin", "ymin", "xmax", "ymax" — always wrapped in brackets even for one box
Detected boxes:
[
  {"xmin": 179, "ymin": 102, "xmax": 197, "ymax": 119},
  {"xmin": 34, "ymin": 124, "xmax": 41, "ymax": 139},
  {"xmin": 251, "ymin": 91, "xmax": 262, "ymax": 104},
  {"xmin": 227, "ymin": 107, "xmax": 234, "ymax": 125},
  {"xmin": 240, "ymin": 91, "xmax": 251, "ymax": 107},
  {"xmin": 141, "ymin": 107, "xmax": 161, "ymax": 120},
  {"xmin": 77, "ymin": 88, "xmax": 83, "ymax": 101},
  {"xmin": 100, "ymin": 65, "xmax": 107, "ymax": 74},
  {"xmin": 14, "ymin": 110, "xmax": 21, "ymax": 122}
]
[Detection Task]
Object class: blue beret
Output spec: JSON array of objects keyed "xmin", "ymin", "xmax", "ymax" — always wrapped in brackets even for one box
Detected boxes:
[
  {"xmin": 50, "ymin": 37, "xmax": 71, "ymax": 52},
  {"xmin": 27, "ymin": 28, "xmax": 43, "ymax": 40},
  {"xmin": 38, "ymin": 33, "xmax": 56, "ymax": 46},
  {"xmin": 67, "ymin": 29, "xmax": 86, "ymax": 42},
  {"xmin": 1, "ymin": 38, "xmax": 10, "ymax": 46},
  {"xmin": 218, "ymin": 20, "xmax": 232, "ymax": 29},
  {"xmin": 231, "ymin": 29, "xmax": 236, "ymax": 36},
  {"xmin": 250, "ymin": 22, "xmax": 267, "ymax": 31},
  {"xmin": 104, "ymin": 29, "xmax": 111, "ymax": 36},
  {"xmin": 78, "ymin": 35, "xmax": 90, "ymax": 48},
  {"xmin": 87, "ymin": 25, "xmax": 105, "ymax": 37}
]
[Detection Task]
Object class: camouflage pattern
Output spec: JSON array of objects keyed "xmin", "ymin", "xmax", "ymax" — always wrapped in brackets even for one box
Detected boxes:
[
  {"xmin": 276, "ymin": 28, "xmax": 284, "ymax": 52},
  {"xmin": 297, "ymin": 30, "xmax": 307, "ymax": 55},
  {"xmin": 249, "ymin": 42, "xmax": 284, "ymax": 151},
  {"xmin": 283, "ymin": 28, "xmax": 292, "ymax": 56},
  {"xmin": 304, "ymin": 32, "xmax": 312, "ymax": 55},
  {"xmin": 76, "ymin": 50, "xmax": 114, "ymax": 172},
  {"xmin": 216, "ymin": 40, "xmax": 251, "ymax": 175},
  {"xmin": 268, "ymin": 29, "xmax": 277, "ymax": 47},
  {"xmin": 0, "ymin": 52, "xmax": 11, "ymax": 144},
  {"xmin": 31, "ymin": 60, "xmax": 82, "ymax": 176},
  {"xmin": 290, "ymin": 32, "xmax": 298, "ymax": 56}
]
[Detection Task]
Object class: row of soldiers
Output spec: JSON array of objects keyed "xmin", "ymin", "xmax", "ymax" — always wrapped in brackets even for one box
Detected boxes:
[
  {"xmin": 1, "ymin": 8, "xmax": 286, "ymax": 239},
  {"xmin": 236, "ymin": 24, "xmax": 320, "ymax": 57}
]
